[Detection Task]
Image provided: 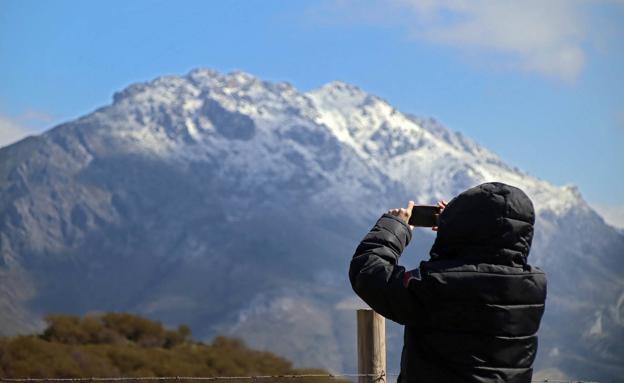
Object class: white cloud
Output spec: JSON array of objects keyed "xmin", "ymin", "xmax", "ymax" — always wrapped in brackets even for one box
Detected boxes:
[
  {"xmin": 0, "ymin": 116, "xmax": 36, "ymax": 148},
  {"xmin": 592, "ymin": 203, "xmax": 624, "ymax": 230},
  {"xmin": 311, "ymin": 0, "xmax": 621, "ymax": 80},
  {"xmin": 395, "ymin": 0, "xmax": 587, "ymax": 80}
]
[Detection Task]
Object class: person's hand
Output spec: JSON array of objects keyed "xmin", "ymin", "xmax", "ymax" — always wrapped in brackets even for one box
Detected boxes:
[
  {"xmin": 431, "ymin": 200, "xmax": 447, "ymax": 232},
  {"xmin": 387, "ymin": 200, "xmax": 415, "ymax": 230}
]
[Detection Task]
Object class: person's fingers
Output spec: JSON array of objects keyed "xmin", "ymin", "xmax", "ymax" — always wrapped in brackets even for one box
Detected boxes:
[
  {"xmin": 406, "ymin": 201, "xmax": 415, "ymax": 219},
  {"xmin": 433, "ymin": 200, "xmax": 444, "ymax": 230},
  {"xmin": 407, "ymin": 200, "xmax": 415, "ymax": 211},
  {"xmin": 388, "ymin": 201, "xmax": 416, "ymax": 224}
]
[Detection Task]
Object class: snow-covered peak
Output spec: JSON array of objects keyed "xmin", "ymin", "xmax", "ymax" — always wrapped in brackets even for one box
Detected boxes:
[
  {"xmin": 310, "ymin": 81, "xmax": 369, "ymax": 102},
  {"xmin": 307, "ymin": 81, "xmax": 499, "ymax": 163},
  {"xmin": 306, "ymin": 80, "xmax": 588, "ymax": 216},
  {"xmin": 186, "ymin": 68, "xmax": 259, "ymax": 88},
  {"xmin": 104, "ymin": 69, "xmax": 587, "ymax": 218},
  {"xmin": 306, "ymin": 81, "xmax": 414, "ymax": 152}
]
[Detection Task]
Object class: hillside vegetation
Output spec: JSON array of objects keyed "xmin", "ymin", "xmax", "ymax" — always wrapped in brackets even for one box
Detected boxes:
[{"xmin": 0, "ymin": 313, "xmax": 342, "ymax": 382}]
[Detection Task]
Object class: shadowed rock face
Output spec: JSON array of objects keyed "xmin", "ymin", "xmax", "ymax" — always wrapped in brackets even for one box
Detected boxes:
[
  {"xmin": 201, "ymin": 98, "xmax": 256, "ymax": 141},
  {"xmin": 0, "ymin": 69, "xmax": 622, "ymax": 381}
]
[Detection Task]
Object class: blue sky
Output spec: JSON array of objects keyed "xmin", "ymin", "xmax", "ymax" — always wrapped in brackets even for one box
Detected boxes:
[{"xmin": 1, "ymin": 0, "xmax": 623, "ymax": 225}]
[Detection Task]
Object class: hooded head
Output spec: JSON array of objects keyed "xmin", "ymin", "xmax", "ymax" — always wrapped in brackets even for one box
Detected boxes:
[{"xmin": 429, "ymin": 182, "xmax": 535, "ymax": 267}]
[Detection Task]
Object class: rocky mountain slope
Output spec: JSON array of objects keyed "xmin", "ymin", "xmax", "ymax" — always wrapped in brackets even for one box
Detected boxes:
[{"xmin": 0, "ymin": 69, "xmax": 622, "ymax": 381}]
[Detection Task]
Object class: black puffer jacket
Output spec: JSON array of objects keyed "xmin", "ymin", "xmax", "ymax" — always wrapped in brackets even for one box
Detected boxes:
[{"xmin": 349, "ymin": 182, "xmax": 547, "ymax": 383}]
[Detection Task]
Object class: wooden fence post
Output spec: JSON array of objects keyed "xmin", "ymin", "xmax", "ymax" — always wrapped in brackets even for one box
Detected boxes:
[{"xmin": 357, "ymin": 309, "xmax": 386, "ymax": 383}]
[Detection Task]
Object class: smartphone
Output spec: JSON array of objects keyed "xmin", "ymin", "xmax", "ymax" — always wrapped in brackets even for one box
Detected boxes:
[{"xmin": 409, "ymin": 205, "xmax": 441, "ymax": 227}]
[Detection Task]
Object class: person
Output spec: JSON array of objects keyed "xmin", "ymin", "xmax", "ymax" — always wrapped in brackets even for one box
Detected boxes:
[{"xmin": 349, "ymin": 182, "xmax": 547, "ymax": 383}]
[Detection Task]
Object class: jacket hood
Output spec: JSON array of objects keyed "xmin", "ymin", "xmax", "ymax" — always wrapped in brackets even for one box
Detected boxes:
[{"xmin": 429, "ymin": 182, "xmax": 535, "ymax": 267}]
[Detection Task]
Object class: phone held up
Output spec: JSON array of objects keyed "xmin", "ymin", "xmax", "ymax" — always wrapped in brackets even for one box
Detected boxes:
[{"xmin": 408, "ymin": 205, "xmax": 441, "ymax": 227}]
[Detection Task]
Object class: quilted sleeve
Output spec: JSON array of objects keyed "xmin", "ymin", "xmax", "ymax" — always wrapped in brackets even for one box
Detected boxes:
[{"xmin": 349, "ymin": 213, "xmax": 425, "ymax": 326}]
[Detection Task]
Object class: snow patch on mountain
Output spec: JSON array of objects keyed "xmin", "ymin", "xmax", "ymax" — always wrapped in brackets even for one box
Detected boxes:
[
  {"xmin": 305, "ymin": 80, "xmax": 585, "ymax": 217},
  {"xmin": 107, "ymin": 68, "xmax": 589, "ymax": 223}
]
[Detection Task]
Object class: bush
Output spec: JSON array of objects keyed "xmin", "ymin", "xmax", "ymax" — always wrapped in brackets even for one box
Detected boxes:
[{"xmin": 0, "ymin": 312, "xmax": 345, "ymax": 383}]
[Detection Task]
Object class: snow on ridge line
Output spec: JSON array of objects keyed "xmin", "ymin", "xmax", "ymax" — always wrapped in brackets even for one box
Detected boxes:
[
  {"xmin": 305, "ymin": 79, "xmax": 588, "ymax": 215},
  {"xmin": 104, "ymin": 68, "xmax": 586, "ymax": 215}
]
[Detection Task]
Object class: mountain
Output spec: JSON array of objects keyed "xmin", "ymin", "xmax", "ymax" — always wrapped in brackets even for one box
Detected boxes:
[{"xmin": 0, "ymin": 68, "xmax": 622, "ymax": 381}]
